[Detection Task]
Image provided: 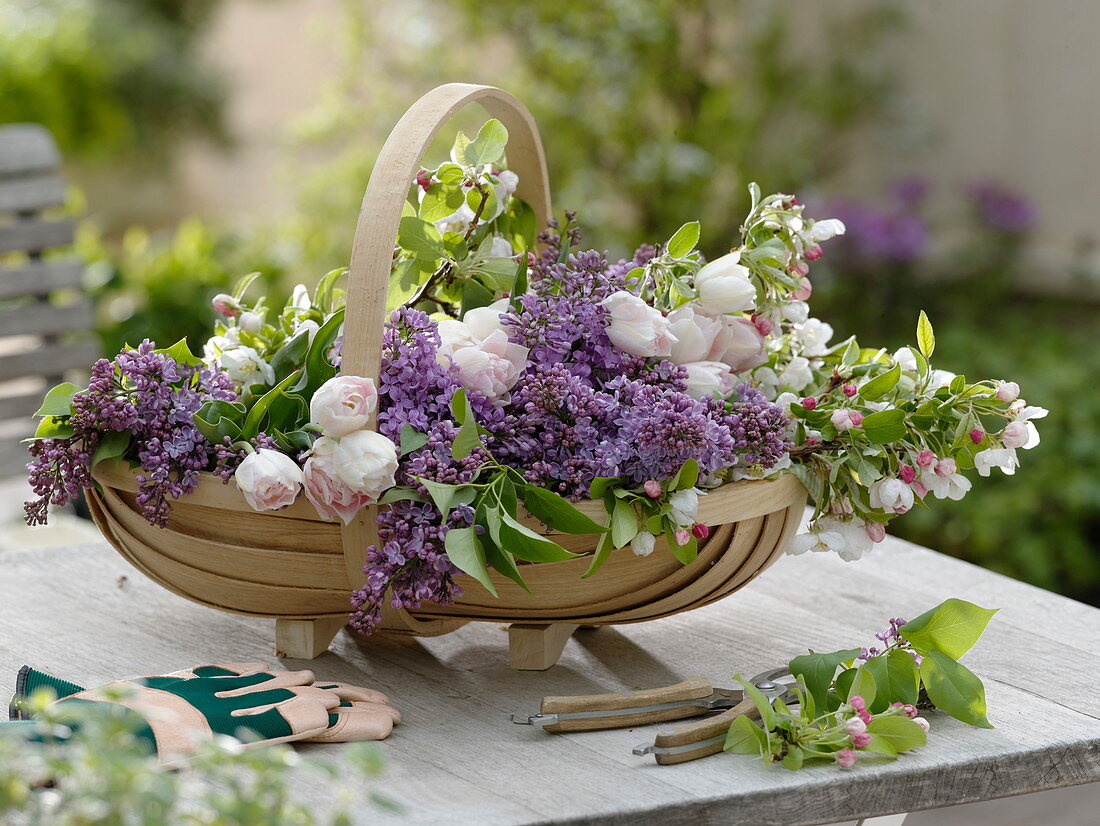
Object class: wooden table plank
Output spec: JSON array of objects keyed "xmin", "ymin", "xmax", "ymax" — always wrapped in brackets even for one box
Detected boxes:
[{"xmin": 0, "ymin": 538, "xmax": 1096, "ymax": 826}]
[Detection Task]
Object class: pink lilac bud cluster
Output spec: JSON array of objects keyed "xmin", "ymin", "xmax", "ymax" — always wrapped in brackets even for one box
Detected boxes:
[
  {"xmin": 25, "ymin": 341, "xmax": 235, "ymax": 527},
  {"xmin": 857, "ymin": 617, "xmax": 921, "ymax": 664}
]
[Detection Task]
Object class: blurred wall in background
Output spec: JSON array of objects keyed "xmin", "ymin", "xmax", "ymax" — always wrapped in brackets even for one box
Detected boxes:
[{"xmin": 180, "ymin": 0, "xmax": 1100, "ymax": 284}]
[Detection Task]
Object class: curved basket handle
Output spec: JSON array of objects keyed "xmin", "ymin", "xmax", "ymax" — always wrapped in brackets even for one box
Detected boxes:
[
  {"xmin": 341, "ymin": 82, "xmax": 552, "ymax": 383},
  {"xmin": 338, "ymin": 84, "xmax": 552, "ymax": 590}
]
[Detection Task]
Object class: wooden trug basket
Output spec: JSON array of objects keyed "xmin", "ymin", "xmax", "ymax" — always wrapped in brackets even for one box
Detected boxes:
[{"xmin": 86, "ymin": 84, "xmax": 807, "ymax": 670}]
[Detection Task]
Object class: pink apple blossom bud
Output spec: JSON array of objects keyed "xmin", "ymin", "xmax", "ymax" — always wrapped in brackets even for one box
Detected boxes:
[
  {"xmin": 852, "ymin": 731, "xmax": 873, "ymax": 749},
  {"xmin": 970, "ymin": 428, "xmax": 985, "ymax": 445},
  {"xmin": 845, "ymin": 717, "xmax": 867, "ymax": 737},
  {"xmin": 899, "ymin": 464, "xmax": 916, "ymax": 484},
  {"xmin": 801, "ymin": 396, "xmax": 817, "ymax": 411},
  {"xmin": 912, "ymin": 716, "xmax": 930, "ymax": 732},
  {"xmin": 849, "ymin": 695, "xmax": 866, "ymax": 712},
  {"xmin": 836, "ymin": 748, "xmax": 857, "ymax": 768},
  {"xmin": 865, "ymin": 522, "xmax": 886, "ymax": 543},
  {"xmin": 934, "ymin": 457, "xmax": 957, "ymax": 478},
  {"xmin": 674, "ymin": 528, "xmax": 691, "ymax": 545},
  {"xmin": 751, "ymin": 313, "xmax": 774, "ymax": 336},
  {"xmin": 805, "ymin": 437, "xmax": 819, "ymax": 445},
  {"xmin": 849, "ymin": 411, "xmax": 864, "ymax": 426},
  {"xmin": 416, "ymin": 169, "xmax": 432, "ymax": 191},
  {"xmin": 1002, "ymin": 420, "xmax": 1029, "ymax": 449},
  {"xmin": 805, "ymin": 244, "xmax": 824, "ymax": 261},
  {"xmin": 842, "ymin": 384, "xmax": 857, "ymax": 397},
  {"xmin": 643, "ymin": 480, "xmax": 662, "ymax": 498},
  {"xmin": 858, "ymin": 709, "xmax": 872, "ymax": 724},
  {"xmin": 916, "ymin": 449, "xmax": 936, "ymax": 469},
  {"xmin": 995, "ymin": 381, "xmax": 1020, "ymax": 402},
  {"xmin": 692, "ymin": 523, "xmax": 710, "ymax": 540},
  {"xmin": 912, "ymin": 480, "xmax": 928, "ymax": 498},
  {"xmin": 212, "ymin": 293, "xmax": 240, "ymax": 318},
  {"xmin": 903, "ymin": 704, "xmax": 919, "ymax": 719},
  {"xmin": 791, "ymin": 276, "xmax": 813, "ymax": 300}
]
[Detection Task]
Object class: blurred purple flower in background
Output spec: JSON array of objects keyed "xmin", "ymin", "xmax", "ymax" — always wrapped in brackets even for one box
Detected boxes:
[
  {"xmin": 965, "ymin": 180, "xmax": 1037, "ymax": 234},
  {"xmin": 820, "ymin": 177, "xmax": 930, "ymax": 265}
]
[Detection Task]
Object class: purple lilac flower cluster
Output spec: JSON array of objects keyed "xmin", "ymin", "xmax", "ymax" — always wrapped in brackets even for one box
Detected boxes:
[
  {"xmin": 857, "ymin": 616, "xmax": 922, "ymax": 664},
  {"xmin": 350, "ymin": 308, "xmax": 496, "ymax": 632},
  {"xmin": 965, "ymin": 181, "xmax": 1036, "ymax": 234},
  {"xmin": 351, "ymin": 236, "xmax": 791, "ymax": 629},
  {"xmin": 213, "ymin": 432, "xmax": 279, "ymax": 483},
  {"xmin": 24, "ymin": 341, "xmax": 235, "ymax": 527}
]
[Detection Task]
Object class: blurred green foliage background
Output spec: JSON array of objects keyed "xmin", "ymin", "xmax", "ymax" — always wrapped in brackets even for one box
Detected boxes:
[{"xmin": 2, "ymin": 0, "xmax": 1096, "ymax": 604}]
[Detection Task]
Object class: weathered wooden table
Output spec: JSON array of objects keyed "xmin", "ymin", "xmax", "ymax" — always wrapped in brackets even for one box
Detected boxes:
[{"xmin": 1, "ymin": 534, "xmax": 1097, "ymax": 825}]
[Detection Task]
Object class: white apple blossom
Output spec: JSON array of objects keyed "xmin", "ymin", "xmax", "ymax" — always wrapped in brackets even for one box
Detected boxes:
[
  {"xmin": 921, "ymin": 469, "xmax": 972, "ymax": 500},
  {"xmin": 216, "ymin": 346, "xmax": 275, "ymax": 388},
  {"xmin": 868, "ymin": 478, "xmax": 914, "ymax": 514},
  {"xmin": 288, "ymin": 284, "xmax": 311, "ymax": 314},
  {"xmin": 631, "ymin": 531, "xmax": 656, "ymax": 557},
  {"xmin": 794, "ymin": 317, "xmax": 834, "ymax": 356},
  {"xmin": 893, "ymin": 347, "xmax": 918, "ymax": 372},
  {"xmin": 810, "ymin": 218, "xmax": 846, "ymax": 242},
  {"xmin": 782, "ymin": 300, "xmax": 810, "ymax": 324},
  {"xmin": 238, "ymin": 311, "xmax": 263, "ymax": 334},
  {"xmin": 777, "ymin": 356, "xmax": 813, "ymax": 392},
  {"xmin": 788, "ymin": 517, "xmax": 872, "ymax": 561},
  {"xmin": 974, "ymin": 447, "xmax": 1020, "ymax": 477},
  {"xmin": 668, "ymin": 488, "xmax": 700, "ymax": 525},
  {"xmin": 486, "ymin": 235, "xmax": 513, "ymax": 258}
]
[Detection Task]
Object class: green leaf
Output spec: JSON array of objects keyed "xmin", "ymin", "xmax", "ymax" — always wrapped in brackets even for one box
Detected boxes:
[
  {"xmin": 194, "ymin": 399, "xmax": 245, "ymax": 445},
  {"xmin": 666, "ymin": 221, "xmax": 700, "ymax": 259},
  {"xmin": 733, "ymin": 674, "xmax": 777, "ymax": 730},
  {"xmin": 451, "ymin": 419, "xmax": 482, "ymax": 461},
  {"xmin": 510, "ymin": 250, "xmax": 529, "ymax": 305},
  {"xmin": 860, "ymin": 733, "xmax": 899, "ymax": 758},
  {"xmin": 91, "ymin": 430, "xmax": 131, "ymax": 469},
  {"xmin": 859, "ymin": 363, "xmax": 901, "ymax": 401},
  {"xmin": 272, "ymin": 429, "xmax": 316, "ymax": 454},
  {"xmin": 862, "ymin": 651, "xmax": 921, "ymax": 712},
  {"xmin": 497, "ymin": 512, "xmax": 580, "ymax": 563},
  {"xmin": 34, "ymin": 382, "xmax": 80, "ymax": 418},
  {"xmin": 443, "ymin": 527, "xmax": 497, "ymax": 597},
  {"xmin": 899, "ymin": 598, "xmax": 998, "ymax": 659},
  {"xmin": 789, "ymin": 648, "xmax": 861, "ymax": 714},
  {"xmin": 378, "ymin": 486, "xmax": 428, "ymax": 505},
  {"xmin": 862, "ymin": 408, "xmax": 907, "ymax": 444},
  {"xmin": 240, "ymin": 371, "xmax": 300, "ymax": 441},
  {"xmin": 917, "ymin": 310, "xmax": 935, "ymax": 358},
  {"xmin": 419, "ymin": 181, "xmax": 467, "ymax": 223},
  {"xmin": 610, "ymin": 500, "xmax": 639, "ymax": 548},
  {"xmin": 462, "ymin": 119, "xmax": 509, "ymax": 166},
  {"xmin": 589, "ymin": 476, "xmax": 618, "ymax": 499},
  {"xmin": 849, "ymin": 664, "xmax": 878, "ymax": 709},
  {"xmin": 419, "ymin": 479, "xmax": 463, "ymax": 519},
  {"xmin": 313, "ymin": 267, "xmax": 347, "ymax": 315},
  {"xmin": 483, "ymin": 540, "xmax": 531, "ymax": 594},
  {"xmin": 155, "ymin": 338, "xmax": 202, "ymax": 368},
  {"xmin": 780, "ymin": 745, "xmax": 804, "ymax": 771},
  {"xmin": 294, "ymin": 308, "xmax": 345, "ymax": 400},
  {"xmin": 834, "ymin": 667, "xmax": 857, "ymax": 702},
  {"xmin": 461, "ymin": 278, "xmax": 496, "ymax": 317},
  {"xmin": 674, "ymin": 458, "xmax": 700, "ymax": 491},
  {"xmin": 919, "ymin": 649, "xmax": 993, "ymax": 728},
  {"xmin": 387, "ymin": 259, "xmax": 428, "ymax": 311},
  {"xmin": 522, "ymin": 485, "xmax": 606, "ymax": 535},
  {"xmin": 33, "ymin": 416, "xmax": 74, "ymax": 439},
  {"xmin": 397, "ymin": 216, "xmax": 446, "ymax": 261},
  {"xmin": 664, "ymin": 517, "xmax": 698, "ymax": 564},
  {"xmin": 582, "ymin": 531, "xmax": 615, "ymax": 579},
  {"xmin": 723, "ymin": 714, "xmax": 767, "ymax": 754},
  {"xmin": 399, "ymin": 425, "xmax": 430, "ymax": 456},
  {"xmin": 269, "ymin": 329, "xmax": 311, "ymax": 383},
  {"xmin": 866, "ymin": 715, "xmax": 927, "ymax": 753}
]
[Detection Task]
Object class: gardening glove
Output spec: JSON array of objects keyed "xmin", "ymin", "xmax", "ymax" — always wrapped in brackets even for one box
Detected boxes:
[{"xmin": 10, "ymin": 663, "xmax": 400, "ymax": 747}]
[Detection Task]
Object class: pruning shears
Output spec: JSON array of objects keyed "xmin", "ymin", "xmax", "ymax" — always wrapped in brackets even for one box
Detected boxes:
[{"xmin": 512, "ymin": 667, "xmax": 797, "ymax": 764}]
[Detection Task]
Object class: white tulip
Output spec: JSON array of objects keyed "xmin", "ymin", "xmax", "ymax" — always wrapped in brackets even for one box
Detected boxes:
[
  {"xmin": 666, "ymin": 304, "xmax": 729, "ymax": 364},
  {"xmin": 463, "ymin": 298, "xmax": 512, "ymax": 341},
  {"xmin": 235, "ymin": 449, "xmax": 303, "ymax": 512},
  {"xmin": 694, "ymin": 253, "xmax": 756, "ymax": 315},
  {"xmin": 683, "ymin": 361, "xmax": 737, "ymax": 399},
  {"xmin": 600, "ymin": 291, "xmax": 677, "ymax": 357},
  {"xmin": 327, "ymin": 431, "xmax": 399, "ymax": 502}
]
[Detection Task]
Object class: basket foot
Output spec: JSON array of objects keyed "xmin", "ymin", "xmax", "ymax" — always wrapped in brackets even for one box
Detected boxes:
[
  {"xmin": 275, "ymin": 617, "xmax": 347, "ymax": 659},
  {"xmin": 508, "ymin": 622, "xmax": 580, "ymax": 671}
]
